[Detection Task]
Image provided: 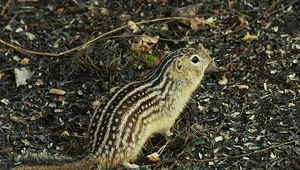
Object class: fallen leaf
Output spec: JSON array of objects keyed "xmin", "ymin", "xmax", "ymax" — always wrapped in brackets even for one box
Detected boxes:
[
  {"xmin": 20, "ymin": 58, "xmax": 29, "ymax": 65},
  {"xmin": 288, "ymin": 103, "xmax": 295, "ymax": 107},
  {"xmin": 57, "ymin": 7, "xmax": 64, "ymax": 14},
  {"xmin": 140, "ymin": 34, "xmax": 159, "ymax": 44},
  {"xmin": 4, "ymin": 25, "xmax": 14, "ymax": 31},
  {"xmin": 131, "ymin": 40, "xmax": 151, "ymax": 53},
  {"xmin": 128, "ymin": 20, "xmax": 137, "ymax": 30},
  {"xmin": 237, "ymin": 13, "xmax": 249, "ymax": 27},
  {"xmin": 288, "ymin": 73, "xmax": 298, "ymax": 81},
  {"xmin": 100, "ymin": 7, "xmax": 109, "ymax": 15},
  {"xmin": 13, "ymin": 56, "xmax": 20, "ymax": 62},
  {"xmin": 31, "ymin": 112, "xmax": 43, "ymax": 121},
  {"xmin": 242, "ymin": 32, "xmax": 257, "ymax": 42},
  {"xmin": 229, "ymin": 0, "xmax": 237, "ymax": 8},
  {"xmin": 92, "ymin": 100, "xmax": 100, "ymax": 108},
  {"xmin": 110, "ymin": 86, "xmax": 120, "ymax": 94},
  {"xmin": 215, "ymin": 136, "xmax": 224, "ymax": 142},
  {"xmin": 218, "ymin": 75, "xmax": 228, "ymax": 85},
  {"xmin": 35, "ymin": 80, "xmax": 44, "ymax": 86},
  {"xmin": 15, "ymin": 27, "xmax": 24, "ymax": 33},
  {"xmin": 25, "ymin": 32, "xmax": 36, "ymax": 40},
  {"xmin": 171, "ymin": 4, "xmax": 199, "ymax": 17},
  {"xmin": 21, "ymin": 139, "xmax": 31, "ymax": 146},
  {"xmin": 58, "ymin": 96, "xmax": 65, "ymax": 102},
  {"xmin": 14, "ymin": 67, "xmax": 33, "ymax": 87},
  {"xmin": 180, "ymin": 17, "xmax": 207, "ymax": 30},
  {"xmin": 0, "ymin": 98, "xmax": 9, "ymax": 105},
  {"xmin": 61, "ymin": 131, "xmax": 70, "ymax": 137},
  {"xmin": 206, "ymin": 16, "xmax": 217, "ymax": 23},
  {"xmin": 147, "ymin": 152, "xmax": 160, "ymax": 162},
  {"xmin": 198, "ymin": 152, "xmax": 203, "ymax": 159}
]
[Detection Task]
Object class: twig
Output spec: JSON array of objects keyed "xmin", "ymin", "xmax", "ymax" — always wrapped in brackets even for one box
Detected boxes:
[
  {"xmin": 0, "ymin": 17, "xmax": 215, "ymax": 57},
  {"xmin": 216, "ymin": 2, "xmax": 278, "ymax": 38},
  {"xmin": 167, "ymin": 138, "xmax": 300, "ymax": 163},
  {"xmin": 220, "ymin": 0, "xmax": 299, "ymax": 39},
  {"xmin": 256, "ymin": 69, "xmax": 294, "ymax": 87},
  {"xmin": 0, "ymin": 0, "xmax": 11, "ymax": 16},
  {"xmin": 1, "ymin": 10, "xmax": 32, "ymax": 33}
]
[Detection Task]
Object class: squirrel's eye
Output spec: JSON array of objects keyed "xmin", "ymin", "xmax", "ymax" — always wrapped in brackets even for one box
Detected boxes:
[{"xmin": 191, "ymin": 56, "xmax": 200, "ymax": 63}]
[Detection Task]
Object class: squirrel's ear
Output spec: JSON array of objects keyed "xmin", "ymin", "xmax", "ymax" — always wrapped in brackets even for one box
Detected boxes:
[{"xmin": 174, "ymin": 58, "xmax": 182, "ymax": 72}]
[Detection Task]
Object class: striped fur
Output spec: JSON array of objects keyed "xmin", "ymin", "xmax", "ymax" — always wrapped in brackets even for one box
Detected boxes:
[
  {"xmin": 88, "ymin": 46, "xmax": 214, "ymax": 168},
  {"xmin": 13, "ymin": 46, "xmax": 216, "ymax": 170}
]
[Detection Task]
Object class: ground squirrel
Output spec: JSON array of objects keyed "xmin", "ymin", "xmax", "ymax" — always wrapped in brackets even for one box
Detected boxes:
[{"xmin": 13, "ymin": 45, "xmax": 218, "ymax": 170}]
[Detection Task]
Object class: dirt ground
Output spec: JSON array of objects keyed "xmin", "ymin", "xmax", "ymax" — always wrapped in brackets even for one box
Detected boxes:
[{"xmin": 0, "ymin": 0, "xmax": 300, "ymax": 169}]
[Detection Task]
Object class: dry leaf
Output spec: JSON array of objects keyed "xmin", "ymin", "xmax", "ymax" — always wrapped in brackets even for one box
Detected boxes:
[
  {"xmin": 170, "ymin": 5, "xmax": 215, "ymax": 30},
  {"xmin": 61, "ymin": 131, "xmax": 70, "ymax": 137},
  {"xmin": 215, "ymin": 136, "xmax": 224, "ymax": 142},
  {"xmin": 15, "ymin": 27, "xmax": 24, "ymax": 33},
  {"xmin": 198, "ymin": 152, "xmax": 203, "ymax": 159},
  {"xmin": 14, "ymin": 67, "xmax": 33, "ymax": 87},
  {"xmin": 160, "ymin": 23, "xmax": 169, "ymax": 31},
  {"xmin": 288, "ymin": 73, "xmax": 298, "ymax": 81},
  {"xmin": 131, "ymin": 41, "xmax": 151, "ymax": 53},
  {"xmin": 31, "ymin": 112, "xmax": 43, "ymax": 121},
  {"xmin": 4, "ymin": 25, "xmax": 14, "ymax": 31},
  {"xmin": 218, "ymin": 75, "xmax": 228, "ymax": 85},
  {"xmin": 131, "ymin": 34, "xmax": 159, "ymax": 52},
  {"xmin": 242, "ymin": 32, "xmax": 257, "ymax": 42},
  {"xmin": 237, "ymin": 14, "xmax": 248, "ymax": 27},
  {"xmin": 110, "ymin": 86, "xmax": 120, "ymax": 94},
  {"xmin": 35, "ymin": 80, "xmax": 44, "ymax": 86},
  {"xmin": 171, "ymin": 4, "xmax": 199, "ymax": 17},
  {"xmin": 140, "ymin": 34, "xmax": 159, "ymax": 44},
  {"xmin": 20, "ymin": 58, "xmax": 29, "ymax": 65},
  {"xmin": 0, "ymin": 98, "xmax": 9, "ymax": 105},
  {"xmin": 25, "ymin": 32, "xmax": 36, "ymax": 40},
  {"xmin": 57, "ymin": 7, "xmax": 64, "ymax": 14},
  {"xmin": 180, "ymin": 17, "xmax": 207, "ymax": 30},
  {"xmin": 229, "ymin": 0, "xmax": 237, "ymax": 8},
  {"xmin": 92, "ymin": 100, "xmax": 100, "ymax": 108},
  {"xmin": 58, "ymin": 96, "xmax": 65, "ymax": 102},
  {"xmin": 21, "ymin": 139, "xmax": 31, "ymax": 146},
  {"xmin": 288, "ymin": 103, "xmax": 295, "ymax": 107},
  {"xmin": 49, "ymin": 88, "xmax": 66, "ymax": 95},
  {"xmin": 206, "ymin": 16, "xmax": 217, "ymax": 24},
  {"xmin": 13, "ymin": 56, "xmax": 20, "ymax": 62},
  {"xmin": 100, "ymin": 8, "xmax": 109, "ymax": 15},
  {"xmin": 147, "ymin": 152, "xmax": 160, "ymax": 162},
  {"xmin": 128, "ymin": 21, "xmax": 137, "ymax": 30}
]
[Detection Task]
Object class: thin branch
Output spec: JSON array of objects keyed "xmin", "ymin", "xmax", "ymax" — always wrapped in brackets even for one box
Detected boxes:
[
  {"xmin": 0, "ymin": 17, "xmax": 215, "ymax": 57},
  {"xmin": 167, "ymin": 138, "xmax": 300, "ymax": 163},
  {"xmin": 0, "ymin": 0, "xmax": 11, "ymax": 16}
]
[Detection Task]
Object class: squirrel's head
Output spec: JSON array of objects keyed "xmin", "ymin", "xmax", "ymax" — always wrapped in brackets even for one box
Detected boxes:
[{"xmin": 172, "ymin": 45, "xmax": 218, "ymax": 80}]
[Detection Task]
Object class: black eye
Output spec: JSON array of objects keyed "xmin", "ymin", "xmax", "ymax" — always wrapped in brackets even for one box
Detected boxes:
[{"xmin": 191, "ymin": 56, "xmax": 199, "ymax": 63}]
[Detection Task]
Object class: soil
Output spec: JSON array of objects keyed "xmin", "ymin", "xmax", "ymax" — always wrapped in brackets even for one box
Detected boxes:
[{"xmin": 0, "ymin": 0, "xmax": 300, "ymax": 170}]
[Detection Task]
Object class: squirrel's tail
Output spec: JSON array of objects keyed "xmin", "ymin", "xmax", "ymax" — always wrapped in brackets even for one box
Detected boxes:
[
  {"xmin": 12, "ymin": 159, "xmax": 98, "ymax": 170},
  {"xmin": 12, "ymin": 153, "xmax": 98, "ymax": 170}
]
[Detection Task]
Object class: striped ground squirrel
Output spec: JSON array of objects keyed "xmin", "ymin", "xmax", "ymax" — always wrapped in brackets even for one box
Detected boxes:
[{"xmin": 13, "ymin": 45, "xmax": 218, "ymax": 170}]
